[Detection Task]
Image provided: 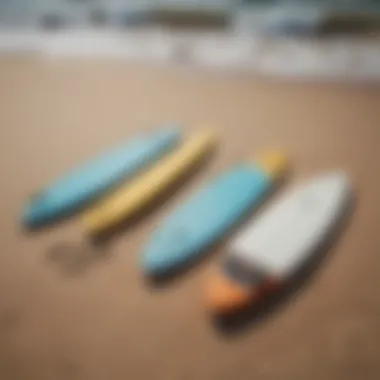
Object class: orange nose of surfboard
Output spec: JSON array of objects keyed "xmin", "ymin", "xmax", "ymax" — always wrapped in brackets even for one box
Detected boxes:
[{"xmin": 205, "ymin": 272, "xmax": 254, "ymax": 315}]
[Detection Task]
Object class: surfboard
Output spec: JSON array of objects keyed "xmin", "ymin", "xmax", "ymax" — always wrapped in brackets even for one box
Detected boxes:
[
  {"xmin": 82, "ymin": 130, "xmax": 217, "ymax": 235},
  {"xmin": 142, "ymin": 152, "xmax": 289, "ymax": 277},
  {"xmin": 23, "ymin": 128, "xmax": 180, "ymax": 228},
  {"xmin": 205, "ymin": 172, "xmax": 351, "ymax": 315}
]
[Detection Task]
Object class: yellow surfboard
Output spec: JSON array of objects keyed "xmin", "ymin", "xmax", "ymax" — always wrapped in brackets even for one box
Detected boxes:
[{"xmin": 83, "ymin": 130, "xmax": 217, "ymax": 235}]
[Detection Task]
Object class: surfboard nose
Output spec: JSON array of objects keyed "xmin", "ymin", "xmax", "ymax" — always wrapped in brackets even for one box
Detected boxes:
[
  {"xmin": 317, "ymin": 171, "xmax": 350, "ymax": 194},
  {"xmin": 205, "ymin": 271, "xmax": 254, "ymax": 314}
]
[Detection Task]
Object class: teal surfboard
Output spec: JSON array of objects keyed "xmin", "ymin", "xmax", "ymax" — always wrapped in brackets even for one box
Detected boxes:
[
  {"xmin": 23, "ymin": 128, "xmax": 180, "ymax": 228},
  {"xmin": 142, "ymin": 152, "xmax": 288, "ymax": 276}
]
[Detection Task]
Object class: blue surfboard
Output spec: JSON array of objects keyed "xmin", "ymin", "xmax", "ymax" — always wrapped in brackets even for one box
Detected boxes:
[
  {"xmin": 23, "ymin": 128, "xmax": 180, "ymax": 228},
  {"xmin": 142, "ymin": 153, "xmax": 288, "ymax": 276}
]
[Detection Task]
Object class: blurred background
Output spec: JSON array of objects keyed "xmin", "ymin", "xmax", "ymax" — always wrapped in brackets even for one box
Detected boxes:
[
  {"xmin": 0, "ymin": 0, "xmax": 380, "ymax": 78},
  {"xmin": 1, "ymin": 0, "xmax": 380, "ymax": 32},
  {"xmin": 1, "ymin": 2, "xmax": 380, "ymax": 380}
]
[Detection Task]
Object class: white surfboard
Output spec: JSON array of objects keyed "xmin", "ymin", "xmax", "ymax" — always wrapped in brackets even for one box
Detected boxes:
[
  {"xmin": 205, "ymin": 172, "xmax": 352, "ymax": 314},
  {"xmin": 232, "ymin": 171, "xmax": 351, "ymax": 277}
]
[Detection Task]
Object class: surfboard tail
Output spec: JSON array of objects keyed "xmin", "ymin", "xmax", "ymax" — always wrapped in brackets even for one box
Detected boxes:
[
  {"xmin": 205, "ymin": 257, "xmax": 280, "ymax": 315},
  {"xmin": 254, "ymin": 151, "xmax": 289, "ymax": 186}
]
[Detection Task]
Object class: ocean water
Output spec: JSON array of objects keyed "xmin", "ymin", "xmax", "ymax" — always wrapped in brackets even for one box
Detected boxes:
[{"xmin": 0, "ymin": 0, "xmax": 378, "ymax": 31}]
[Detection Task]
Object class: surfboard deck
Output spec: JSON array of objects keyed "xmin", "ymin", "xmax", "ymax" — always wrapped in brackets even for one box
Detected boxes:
[
  {"xmin": 82, "ymin": 130, "xmax": 217, "ymax": 236},
  {"xmin": 205, "ymin": 172, "xmax": 352, "ymax": 315},
  {"xmin": 23, "ymin": 128, "xmax": 180, "ymax": 228},
  {"xmin": 142, "ymin": 152, "xmax": 288, "ymax": 277}
]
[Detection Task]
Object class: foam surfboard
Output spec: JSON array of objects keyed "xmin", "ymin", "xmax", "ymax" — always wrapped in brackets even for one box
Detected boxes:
[
  {"xmin": 83, "ymin": 130, "xmax": 217, "ymax": 235},
  {"xmin": 205, "ymin": 172, "xmax": 351, "ymax": 315},
  {"xmin": 23, "ymin": 128, "xmax": 180, "ymax": 228},
  {"xmin": 142, "ymin": 152, "xmax": 288, "ymax": 277}
]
